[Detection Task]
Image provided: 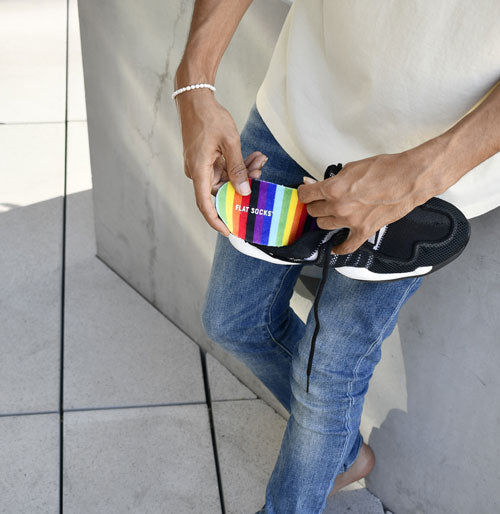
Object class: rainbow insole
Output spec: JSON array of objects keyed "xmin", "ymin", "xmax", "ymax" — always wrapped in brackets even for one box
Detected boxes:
[{"xmin": 215, "ymin": 179, "xmax": 317, "ymax": 246}]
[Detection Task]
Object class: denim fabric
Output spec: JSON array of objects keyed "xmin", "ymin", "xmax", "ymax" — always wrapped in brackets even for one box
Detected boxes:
[{"xmin": 201, "ymin": 102, "xmax": 423, "ymax": 513}]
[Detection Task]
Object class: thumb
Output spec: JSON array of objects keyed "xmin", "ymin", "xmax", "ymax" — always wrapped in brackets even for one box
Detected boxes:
[
  {"xmin": 223, "ymin": 139, "xmax": 251, "ymax": 196},
  {"xmin": 330, "ymin": 228, "xmax": 367, "ymax": 255}
]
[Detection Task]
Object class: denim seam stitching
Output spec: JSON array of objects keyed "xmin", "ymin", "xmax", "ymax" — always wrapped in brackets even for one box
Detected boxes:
[
  {"xmin": 341, "ymin": 432, "xmax": 363, "ymax": 473},
  {"xmin": 267, "ymin": 265, "xmax": 296, "ymax": 324},
  {"xmin": 339, "ymin": 276, "xmax": 420, "ymax": 472},
  {"xmin": 265, "ymin": 266, "xmax": 298, "ymax": 358},
  {"xmin": 266, "ymin": 325, "xmax": 293, "ymax": 358}
]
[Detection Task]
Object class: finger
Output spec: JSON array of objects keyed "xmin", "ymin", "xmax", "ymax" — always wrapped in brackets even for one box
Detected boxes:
[
  {"xmin": 244, "ymin": 151, "xmax": 267, "ymax": 170},
  {"xmin": 245, "ymin": 153, "xmax": 267, "ymax": 182},
  {"xmin": 302, "ymin": 176, "xmax": 317, "ymax": 184},
  {"xmin": 213, "ymin": 164, "xmax": 229, "ymax": 193},
  {"xmin": 193, "ymin": 171, "xmax": 230, "ymax": 236},
  {"xmin": 248, "ymin": 168, "xmax": 262, "ymax": 180},
  {"xmin": 212, "ymin": 151, "xmax": 259, "ymax": 195},
  {"xmin": 297, "ymin": 181, "xmax": 326, "ymax": 204},
  {"xmin": 218, "ymin": 166, "xmax": 229, "ymax": 185},
  {"xmin": 222, "ymin": 136, "xmax": 251, "ymax": 196},
  {"xmin": 211, "ymin": 166, "xmax": 257, "ymax": 195},
  {"xmin": 305, "ymin": 199, "xmax": 333, "ymax": 218},
  {"xmin": 211, "ymin": 180, "xmax": 227, "ymax": 196},
  {"xmin": 331, "ymin": 227, "xmax": 368, "ymax": 255},
  {"xmin": 214, "ymin": 154, "xmax": 225, "ymax": 173},
  {"xmin": 316, "ymin": 216, "xmax": 342, "ymax": 231}
]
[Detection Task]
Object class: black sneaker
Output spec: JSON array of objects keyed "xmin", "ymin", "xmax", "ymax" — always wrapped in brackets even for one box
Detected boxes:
[
  {"xmin": 220, "ymin": 163, "xmax": 471, "ymax": 392},
  {"xmin": 228, "ymin": 163, "xmax": 471, "ymax": 282}
]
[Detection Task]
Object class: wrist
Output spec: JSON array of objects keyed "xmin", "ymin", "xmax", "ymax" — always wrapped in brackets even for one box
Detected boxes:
[
  {"xmin": 173, "ymin": 68, "xmax": 217, "ymax": 112},
  {"xmin": 175, "ymin": 58, "xmax": 217, "ymax": 89},
  {"xmin": 404, "ymin": 133, "xmax": 463, "ymax": 199}
]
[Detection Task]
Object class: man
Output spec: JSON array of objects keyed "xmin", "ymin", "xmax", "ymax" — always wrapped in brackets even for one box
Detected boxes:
[{"xmin": 173, "ymin": 1, "xmax": 500, "ymax": 512}]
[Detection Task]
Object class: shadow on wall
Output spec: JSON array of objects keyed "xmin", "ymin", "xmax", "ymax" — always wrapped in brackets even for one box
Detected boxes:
[{"xmin": 365, "ymin": 206, "xmax": 500, "ymax": 514}]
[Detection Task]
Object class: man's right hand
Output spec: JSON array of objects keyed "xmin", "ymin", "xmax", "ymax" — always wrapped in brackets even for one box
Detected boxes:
[{"xmin": 175, "ymin": 88, "xmax": 267, "ymax": 236}]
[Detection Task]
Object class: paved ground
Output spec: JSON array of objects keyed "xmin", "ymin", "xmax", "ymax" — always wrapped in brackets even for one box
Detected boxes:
[{"xmin": 0, "ymin": 1, "xmax": 389, "ymax": 512}]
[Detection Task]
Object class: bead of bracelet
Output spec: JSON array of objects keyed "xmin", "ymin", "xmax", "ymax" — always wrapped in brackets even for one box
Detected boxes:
[{"xmin": 171, "ymin": 83, "xmax": 216, "ymax": 100}]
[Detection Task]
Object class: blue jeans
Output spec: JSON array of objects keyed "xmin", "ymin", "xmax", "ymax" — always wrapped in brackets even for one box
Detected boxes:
[{"xmin": 201, "ymin": 102, "xmax": 423, "ymax": 513}]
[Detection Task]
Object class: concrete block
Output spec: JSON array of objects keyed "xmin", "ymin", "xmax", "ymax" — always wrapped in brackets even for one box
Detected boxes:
[
  {"xmin": 67, "ymin": 122, "xmax": 93, "ymax": 196},
  {"xmin": 68, "ymin": 0, "xmax": 87, "ymax": 121},
  {"xmin": 65, "ymin": 120, "xmax": 94, "ymax": 265},
  {"xmin": 325, "ymin": 481, "xmax": 384, "ymax": 513},
  {"xmin": 0, "ymin": 201, "xmax": 62, "ymax": 414},
  {"xmin": 0, "ymin": 0, "xmax": 66, "ymax": 123},
  {"xmin": 64, "ymin": 254, "xmax": 206, "ymax": 409},
  {"xmin": 0, "ymin": 413, "xmax": 59, "ymax": 513},
  {"xmin": 206, "ymin": 353, "xmax": 256, "ymax": 402},
  {"xmin": 63, "ymin": 405, "xmax": 221, "ymax": 513},
  {"xmin": 0, "ymin": 123, "xmax": 65, "ymax": 212}
]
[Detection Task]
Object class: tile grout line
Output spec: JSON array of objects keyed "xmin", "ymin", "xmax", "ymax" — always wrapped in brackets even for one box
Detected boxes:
[
  {"xmin": 0, "ymin": 399, "xmax": 256, "ymax": 418},
  {"xmin": 64, "ymin": 401, "xmax": 207, "ymax": 412},
  {"xmin": 200, "ymin": 349, "xmax": 226, "ymax": 514},
  {"xmin": 0, "ymin": 410, "xmax": 59, "ymax": 418},
  {"xmin": 211, "ymin": 397, "xmax": 258, "ymax": 403},
  {"xmin": 0, "ymin": 119, "xmax": 87, "ymax": 126},
  {"xmin": 59, "ymin": 0, "xmax": 70, "ymax": 512}
]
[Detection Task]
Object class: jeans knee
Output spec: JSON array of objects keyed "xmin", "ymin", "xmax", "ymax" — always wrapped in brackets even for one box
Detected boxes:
[
  {"xmin": 201, "ymin": 297, "xmax": 265, "ymax": 351},
  {"xmin": 201, "ymin": 300, "xmax": 227, "ymax": 343}
]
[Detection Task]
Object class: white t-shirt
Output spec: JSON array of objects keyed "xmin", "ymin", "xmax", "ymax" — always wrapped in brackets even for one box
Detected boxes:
[{"xmin": 255, "ymin": 0, "xmax": 500, "ymax": 219}]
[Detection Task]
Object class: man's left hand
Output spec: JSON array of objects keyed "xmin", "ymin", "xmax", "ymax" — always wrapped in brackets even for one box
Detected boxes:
[{"xmin": 297, "ymin": 151, "xmax": 440, "ymax": 255}]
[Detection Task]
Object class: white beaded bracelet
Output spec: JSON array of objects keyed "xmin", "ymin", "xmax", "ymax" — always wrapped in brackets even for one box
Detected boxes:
[{"xmin": 171, "ymin": 83, "xmax": 216, "ymax": 100}]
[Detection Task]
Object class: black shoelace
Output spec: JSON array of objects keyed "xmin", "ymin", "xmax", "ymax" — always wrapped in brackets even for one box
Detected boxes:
[
  {"xmin": 305, "ymin": 235, "xmax": 337, "ymax": 393},
  {"xmin": 304, "ymin": 163, "xmax": 344, "ymax": 393}
]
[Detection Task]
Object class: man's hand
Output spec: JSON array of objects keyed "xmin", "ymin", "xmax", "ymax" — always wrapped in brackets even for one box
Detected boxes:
[
  {"xmin": 176, "ymin": 89, "xmax": 267, "ymax": 236},
  {"xmin": 297, "ymin": 151, "xmax": 440, "ymax": 255}
]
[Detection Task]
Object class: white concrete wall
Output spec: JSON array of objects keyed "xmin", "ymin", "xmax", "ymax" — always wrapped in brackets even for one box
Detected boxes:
[
  {"xmin": 79, "ymin": 0, "xmax": 500, "ymax": 511},
  {"xmin": 78, "ymin": 0, "xmax": 293, "ymax": 419}
]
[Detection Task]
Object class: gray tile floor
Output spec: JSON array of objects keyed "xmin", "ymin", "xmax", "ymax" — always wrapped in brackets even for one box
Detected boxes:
[{"xmin": 0, "ymin": 1, "xmax": 388, "ymax": 512}]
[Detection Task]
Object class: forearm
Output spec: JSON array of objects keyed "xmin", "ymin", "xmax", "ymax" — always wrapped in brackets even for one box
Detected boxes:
[
  {"xmin": 408, "ymin": 78, "xmax": 500, "ymax": 197},
  {"xmin": 174, "ymin": 0, "xmax": 253, "ymax": 89}
]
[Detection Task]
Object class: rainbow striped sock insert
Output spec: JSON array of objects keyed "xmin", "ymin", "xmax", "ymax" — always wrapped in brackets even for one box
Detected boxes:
[{"xmin": 215, "ymin": 179, "xmax": 317, "ymax": 246}]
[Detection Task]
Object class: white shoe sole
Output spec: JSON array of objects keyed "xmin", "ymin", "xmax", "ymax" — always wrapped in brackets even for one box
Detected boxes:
[
  {"xmin": 228, "ymin": 234, "xmax": 433, "ymax": 280},
  {"xmin": 335, "ymin": 265, "xmax": 432, "ymax": 281},
  {"xmin": 228, "ymin": 234, "xmax": 302, "ymax": 265}
]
